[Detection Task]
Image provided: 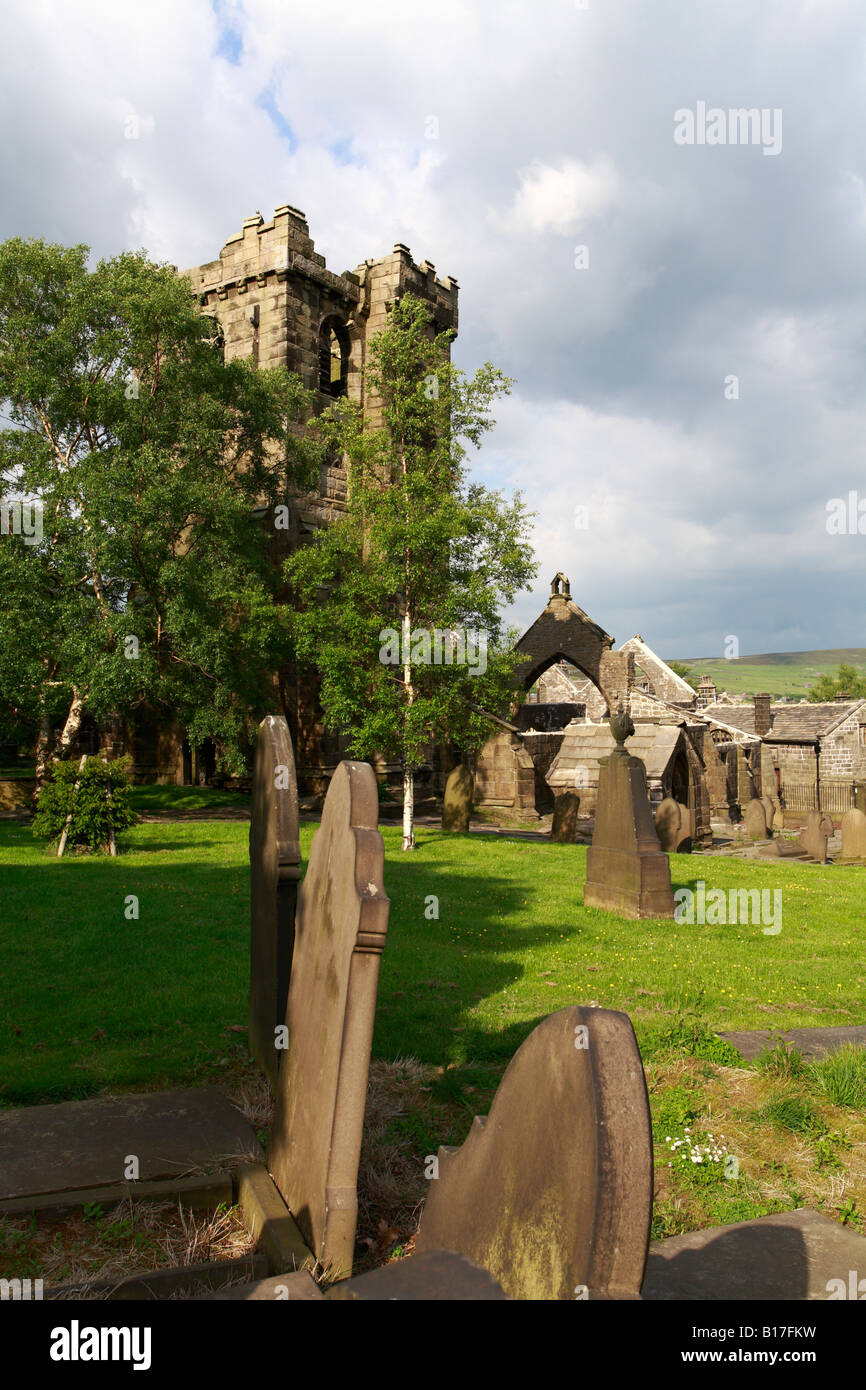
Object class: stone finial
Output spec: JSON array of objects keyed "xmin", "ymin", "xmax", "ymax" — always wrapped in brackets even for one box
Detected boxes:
[{"xmin": 609, "ymin": 698, "xmax": 634, "ymax": 747}]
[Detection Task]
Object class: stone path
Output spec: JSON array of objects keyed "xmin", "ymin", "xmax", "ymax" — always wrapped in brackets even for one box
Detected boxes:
[{"xmin": 718, "ymin": 1024, "xmax": 866, "ymax": 1062}]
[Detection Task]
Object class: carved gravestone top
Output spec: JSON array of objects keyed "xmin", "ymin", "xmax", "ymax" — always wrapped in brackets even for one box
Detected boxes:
[
  {"xmin": 743, "ymin": 798, "xmax": 769, "ymax": 841},
  {"xmin": 267, "ymin": 760, "xmax": 389, "ymax": 1280},
  {"xmin": 249, "ymin": 716, "xmax": 301, "ymax": 1085},
  {"xmin": 416, "ymin": 1006, "xmax": 653, "ymax": 1300},
  {"xmin": 841, "ymin": 807, "xmax": 866, "ymax": 861},
  {"xmin": 798, "ymin": 810, "xmax": 834, "ymax": 864},
  {"xmin": 441, "ymin": 764, "xmax": 473, "ymax": 833}
]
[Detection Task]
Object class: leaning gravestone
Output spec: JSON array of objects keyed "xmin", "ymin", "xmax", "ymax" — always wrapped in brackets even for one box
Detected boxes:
[
  {"xmin": 760, "ymin": 794, "xmax": 776, "ymax": 833},
  {"xmin": 841, "ymin": 807, "xmax": 866, "ymax": 861},
  {"xmin": 797, "ymin": 810, "xmax": 834, "ymax": 864},
  {"xmin": 583, "ymin": 703, "xmax": 675, "ymax": 919},
  {"xmin": 743, "ymin": 798, "xmax": 769, "ymax": 841},
  {"xmin": 441, "ymin": 763, "xmax": 473, "ymax": 832},
  {"xmin": 550, "ymin": 790, "xmax": 581, "ymax": 843},
  {"xmin": 415, "ymin": 1005, "xmax": 652, "ymax": 1299},
  {"xmin": 267, "ymin": 760, "xmax": 390, "ymax": 1281},
  {"xmin": 249, "ymin": 716, "xmax": 301, "ymax": 1086}
]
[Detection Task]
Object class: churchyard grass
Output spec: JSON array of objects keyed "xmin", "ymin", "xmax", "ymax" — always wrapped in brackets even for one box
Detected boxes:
[{"xmin": 2, "ymin": 820, "xmax": 864, "ymax": 1243}]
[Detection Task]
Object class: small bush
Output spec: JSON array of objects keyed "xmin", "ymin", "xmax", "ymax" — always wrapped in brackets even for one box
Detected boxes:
[
  {"xmin": 32, "ymin": 756, "xmax": 138, "ymax": 853},
  {"xmin": 808, "ymin": 1044, "xmax": 866, "ymax": 1111}
]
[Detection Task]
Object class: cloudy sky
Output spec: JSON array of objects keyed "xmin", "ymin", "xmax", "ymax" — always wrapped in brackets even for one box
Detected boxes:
[{"xmin": 3, "ymin": 0, "xmax": 866, "ymax": 658}]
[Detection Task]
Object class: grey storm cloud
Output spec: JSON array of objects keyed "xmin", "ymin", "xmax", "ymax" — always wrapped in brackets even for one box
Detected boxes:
[{"xmin": 1, "ymin": 0, "xmax": 865, "ymax": 657}]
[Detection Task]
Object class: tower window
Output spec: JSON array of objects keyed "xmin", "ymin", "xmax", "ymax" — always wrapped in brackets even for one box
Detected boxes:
[{"xmin": 318, "ymin": 317, "xmax": 349, "ymax": 397}]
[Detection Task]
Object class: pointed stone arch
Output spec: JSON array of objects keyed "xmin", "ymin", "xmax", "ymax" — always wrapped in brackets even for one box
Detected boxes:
[{"xmin": 513, "ymin": 574, "xmax": 632, "ymax": 714}]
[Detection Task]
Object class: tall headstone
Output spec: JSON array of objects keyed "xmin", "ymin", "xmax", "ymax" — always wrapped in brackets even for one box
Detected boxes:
[
  {"xmin": 841, "ymin": 807, "xmax": 866, "ymax": 861},
  {"xmin": 267, "ymin": 760, "xmax": 389, "ymax": 1280},
  {"xmin": 550, "ymin": 790, "xmax": 581, "ymax": 843},
  {"xmin": 441, "ymin": 764, "xmax": 473, "ymax": 832},
  {"xmin": 761, "ymin": 794, "xmax": 776, "ymax": 834},
  {"xmin": 583, "ymin": 703, "xmax": 675, "ymax": 919},
  {"xmin": 743, "ymin": 798, "xmax": 769, "ymax": 841},
  {"xmin": 797, "ymin": 810, "xmax": 834, "ymax": 864},
  {"xmin": 249, "ymin": 716, "xmax": 301, "ymax": 1085},
  {"xmin": 416, "ymin": 1006, "xmax": 653, "ymax": 1299}
]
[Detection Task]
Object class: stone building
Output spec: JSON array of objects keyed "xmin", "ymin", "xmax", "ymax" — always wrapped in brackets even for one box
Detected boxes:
[{"xmin": 63, "ymin": 205, "xmax": 459, "ymax": 787}]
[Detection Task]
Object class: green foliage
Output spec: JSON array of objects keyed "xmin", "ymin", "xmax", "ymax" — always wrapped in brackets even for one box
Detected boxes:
[
  {"xmin": 808, "ymin": 1043, "xmax": 866, "ymax": 1110},
  {"xmin": 31, "ymin": 756, "xmax": 138, "ymax": 852},
  {"xmin": 649, "ymin": 991, "xmax": 742, "ymax": 1064},
  {"xmin": 667, "ymin": 661, "xmax": 698, "ymax": 690},
  {"xmin": 753, "ymin": 1089, "xmax": 824, "ymax": 1134},
  {"xmin": 806, "ymin": 663, "xmax": 866, "ymax": 702},
  {"xmin": 285, "ymin": 293, "xmax": 536, "ymax": 843},
  {"xmin": 756, "ymin": 1041, "xmax": 805, "ymax": 1079},
  {"xmin": 0, "ymin": 236, "xmax": 320, "ymax": 773}
]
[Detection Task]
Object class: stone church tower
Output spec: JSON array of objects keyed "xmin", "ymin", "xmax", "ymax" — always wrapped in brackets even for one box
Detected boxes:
[{"xmin": 179, "ymin": 205, "xmax": 461, "ymax": 791}]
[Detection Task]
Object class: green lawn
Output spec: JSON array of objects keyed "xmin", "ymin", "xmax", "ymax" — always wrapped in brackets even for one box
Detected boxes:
[
  {"xmin": 1, "ymin": 819, "xmax": 864, "ymax": 1105},
  {"xmin": 128, "ymin": 784, "xmax": 250, "ymax": 813}
]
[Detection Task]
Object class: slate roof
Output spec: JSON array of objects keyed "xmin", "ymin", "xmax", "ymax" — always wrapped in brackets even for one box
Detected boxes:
[
  {"xmin": 701, "ymin": 700, "xmax": 866, "ymax": 742},
  {"xmin": 547, "ymin": 721, "xmax": 683, "ymax": 789}
]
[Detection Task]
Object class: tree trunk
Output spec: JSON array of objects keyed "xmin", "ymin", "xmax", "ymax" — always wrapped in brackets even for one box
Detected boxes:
[
  {"xmin": 34, "ymin": 710, "xmax": 53, "ymax": 789},
  {"xmin": 401, "ymin": 608, "xmax": 415, "ymax": 850},
  {"xmin": 54, "ymin": 688, "xmax": 86, "ymax": 760}
]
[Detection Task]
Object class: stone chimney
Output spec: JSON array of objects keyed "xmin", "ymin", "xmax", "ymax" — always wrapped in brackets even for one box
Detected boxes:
[{"xmin": 754, "ymin": 692, "xmax": 772, "ymax": 737}]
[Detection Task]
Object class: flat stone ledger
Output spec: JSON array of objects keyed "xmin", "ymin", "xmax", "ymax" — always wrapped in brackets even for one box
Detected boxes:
[
  {"xmin": 0, "ymin": 1089, "xmax": 258, "ymax": 1205},
  {"xmin": 416, "ymin": 1006, "xmax": 653, "ymax": 1300},
  {"xmin": 267, "ymin": 760, "xmax": 389, "ymax": 1281},
  {"xmin": 583, "ymin": 747, "xmax": 674, "ymax": 919},
  {"xmin": 249, "ymin": 716, "xmax": 301, "ymax": 1085}
]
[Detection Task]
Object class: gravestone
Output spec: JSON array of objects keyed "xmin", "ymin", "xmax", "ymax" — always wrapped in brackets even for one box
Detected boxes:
[
  {"xmin": 841, "ymin": 807, "xmax": 866, "ymax": 861},
  {"xmin": 743, "ymin": 798, "xmax": 769, "ymax": 841},
  {"xmin": 550, "ymin": 790, "xmax": 581, "ymax": 843},
  {"xmin": 441, "ymin": 763, "xmax": 473, "ymax": 832},
  {"xmin": 267, "ymin": 760, "xmax": 390, "ymax": 1281},
  {"xmin": 654, "ymin": 797, "xmax": 692, "ymax": 853},
  {"xmin": 583, "ymin": 703, "xmax": 675, "ymax": 919},
  {"xmin": 761, "ymin": 794, "xmax": 776, "ymax": 832},
  {"xmin": 249, "ymin": 716, "xmax": 301, "ymax": 1085},
  {"xmin": 415, "ymin": 1005, "xmax": 652, "ymax": 1299},
  {"xmin": 797, "ymin": 810, "xmax": 834, "ymax": 864}
]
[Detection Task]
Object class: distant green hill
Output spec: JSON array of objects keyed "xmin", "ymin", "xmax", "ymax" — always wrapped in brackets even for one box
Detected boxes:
[{"xmin": 666, "ymin": 649, "xmax": 866, "ymax": 698}]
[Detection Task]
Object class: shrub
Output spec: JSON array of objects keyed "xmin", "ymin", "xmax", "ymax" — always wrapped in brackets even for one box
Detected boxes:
[
  {"xmin": 32, "ymin": 756, "xmax": 138, "ymax": 853},
  {"xmin": 808, "ymin": 1044, "xmax": 866, "ymax": 1111}
]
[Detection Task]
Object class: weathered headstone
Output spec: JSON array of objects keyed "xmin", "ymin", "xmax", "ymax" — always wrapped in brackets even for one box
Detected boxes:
[
  {"xmin": 743, "ymin": 798, "xmax": 769, "ymax": 841},
  {"xmin": 797, "ymin": 810, "xmax": 834, "ymax": 863},
  {"xmin": 249, "ymin": 716, "xmax": 301, "ymax": 1085},
  {"xmin": 583, "ymin": 703, "xmax": 675, "ymax": 919},
  {"xmin": 550, "ymin": 790, "xmax": 581, "ymax": 843},
  {"xmin": 441, "ymin": 763, "xmax": 473, "ymax": 832},
  {"xmin": 760, "ymin": 794, "xmax": 776, "ymax": 833},
  {"xmin": 654, "ymin": 797, "xmax": 692, "ymax": 853},
  {"xmin": 267, "ymin": 760, "xmax": 389, "ymax": 1280},
  {"xmin": 841, "ymin": 807, "xmax": 866, "ymax": 861},
  {"xmin": 416, "ymin": 1005, "xmax": 653, "ymax": 1299}
]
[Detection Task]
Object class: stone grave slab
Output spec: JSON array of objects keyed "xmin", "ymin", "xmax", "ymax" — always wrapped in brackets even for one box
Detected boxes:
[
  {"xmin": 717, "ymin": 1024, "xmax": 866, "ymax": 1062},
  {"xmin": 583, "ymin": 704, "xmax": 675, "ymax": 918},
  {"xmin": 441, "ymin": 763, "xmax": 473, "ymax": 832},
  {"xmin": 643, "ymin": 1208, "xmax": 866, "ymax": 1300},
  {"xmin": 550, "ymin": 790, "xmax": 581, "ymax": 843},
  {"xmin": 0, "ymin": 1088, "xmax": 259, "ymax": 1206},
  {"xmin": 840, "ymin": 807, "xmax": 866, "ymax": 860},
  {"xmin": 797, "ymin": 810, "xmax": 834, "ymax": 863},
  {"xmin": 326, "ymin": 1249, "xmax": 509, "ymax": 1300},
  {"xmin": 249, "ymin": 715, "xmax": 301, "ymax": 1084},
  {"xmin": 267, "ymin": 759, "xmax": 389, "ymax": 1281},
  {"xmin": 415, "ymin": 1005, "xmax": 653, "ymax": 1300},
  {"xmin": 743, "ymin": 798, "xmax": 769, "ymax": 840}
]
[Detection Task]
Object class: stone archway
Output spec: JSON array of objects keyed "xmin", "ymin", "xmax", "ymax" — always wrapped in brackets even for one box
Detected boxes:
[{"xmin": 512, "ymin": 573, "xmax": 632, "ymax": 715}]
